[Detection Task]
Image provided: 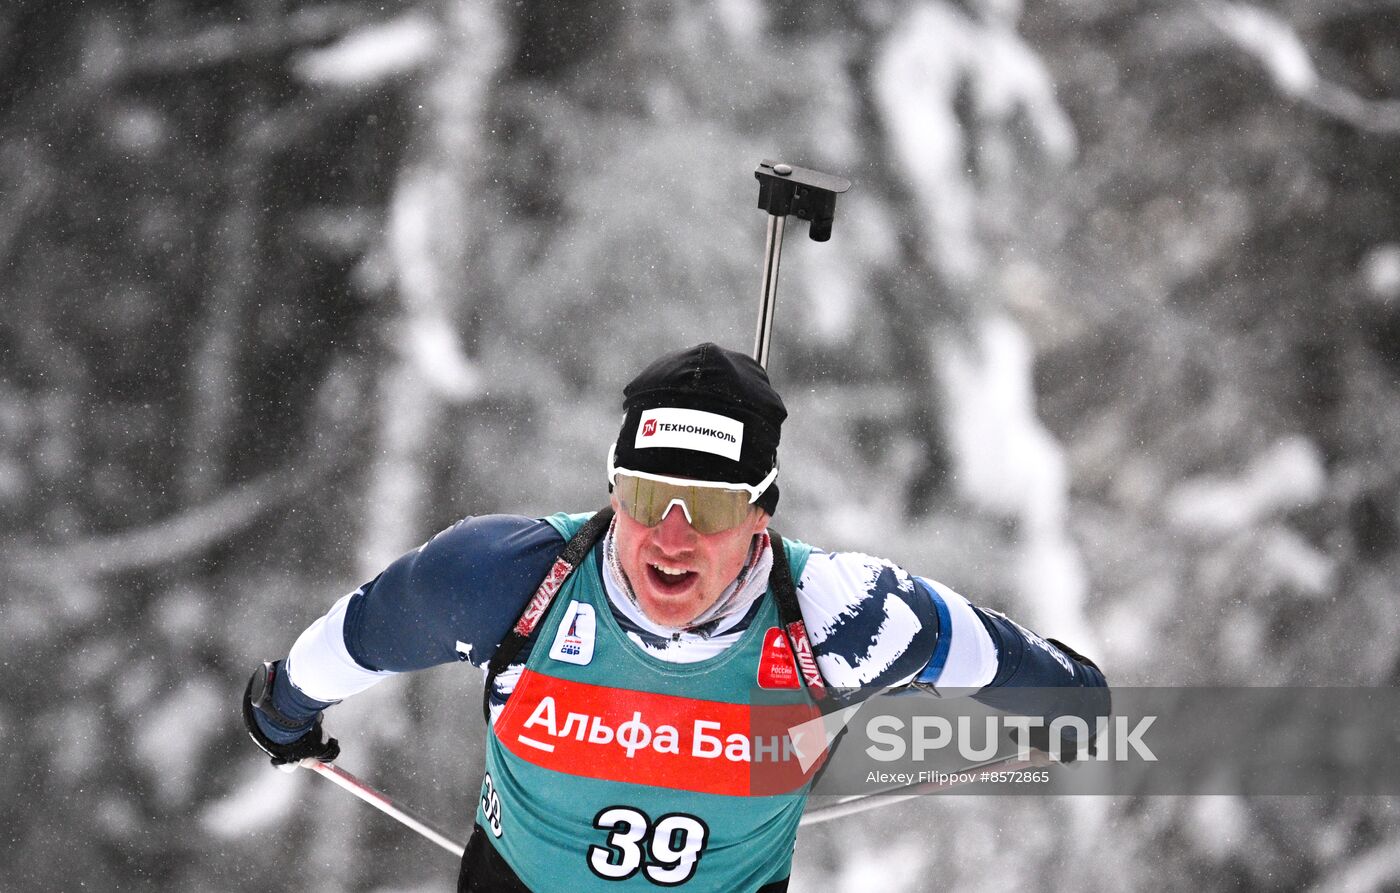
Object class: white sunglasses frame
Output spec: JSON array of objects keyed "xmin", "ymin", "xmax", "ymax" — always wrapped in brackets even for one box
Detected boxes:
[{"xmin": 606, "ymin": 442, "xmax": 778, "ymax": 508}]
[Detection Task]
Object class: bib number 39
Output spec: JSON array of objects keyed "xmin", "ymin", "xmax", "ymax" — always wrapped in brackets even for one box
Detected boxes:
[
  {"xmin": 480, "ymin": 773, "xmax": 503, "ymax": 838},
  {"xmin": 588, "ymin": 807, "xmax": 709, "ymax": 886}
]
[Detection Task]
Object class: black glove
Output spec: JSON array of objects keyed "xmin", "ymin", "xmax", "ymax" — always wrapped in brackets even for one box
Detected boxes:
[
  {"xmin": 242, "ymin": 660, "xmax": 340, "ymax": 768},
  {"xmin": 1046, "ymin": 637, "xmax": 1103, "ymax": 673},
  {"xmin": 1027, "ymin": 638, "xmax": 1108, "ymax": 764}
]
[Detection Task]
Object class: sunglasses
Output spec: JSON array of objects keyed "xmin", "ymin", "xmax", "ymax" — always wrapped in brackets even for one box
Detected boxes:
[{"xmin": 607, "ymin": 445, "xmax": 777, "ymax": 535}]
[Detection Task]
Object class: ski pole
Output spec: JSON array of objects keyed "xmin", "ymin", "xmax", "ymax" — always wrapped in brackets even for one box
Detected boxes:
[
  {"xmin": 752, "ymin": 160, "xmax": 851, "ymax": 369},
  {"xmin": 798, "ymin": 752, "xmax": 1052, "ymax": 827},
  {"xmin": 300, "ymin": 758, "xmax": 467, "ymax": 858}
]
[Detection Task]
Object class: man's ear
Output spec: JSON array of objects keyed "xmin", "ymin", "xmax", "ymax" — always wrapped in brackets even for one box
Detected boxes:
[{"xmin": 751, "ymin": 508, "xmax": 772, "ymax": 534}]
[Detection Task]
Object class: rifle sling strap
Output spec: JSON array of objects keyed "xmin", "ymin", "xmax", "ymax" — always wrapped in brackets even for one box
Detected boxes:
[{"xmin": 482, "ymin": 506, "xmax": 613, "ymax": 720}]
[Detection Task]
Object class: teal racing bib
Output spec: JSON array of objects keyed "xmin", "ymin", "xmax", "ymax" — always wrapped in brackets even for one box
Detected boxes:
[{"xmin": 476, "ymin": 512, "xmax": 821, "ymax": 891}]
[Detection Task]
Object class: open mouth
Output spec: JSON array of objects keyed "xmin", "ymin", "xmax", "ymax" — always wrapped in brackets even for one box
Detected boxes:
[{"xmin": 646, "ymin": 562, "xmax": 697, "ymax": 594}]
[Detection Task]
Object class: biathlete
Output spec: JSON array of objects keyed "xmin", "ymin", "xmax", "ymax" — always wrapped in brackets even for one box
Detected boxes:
[{"xmin": 243, "ymin": 342, "xmax": 1109, "ymax": 892}]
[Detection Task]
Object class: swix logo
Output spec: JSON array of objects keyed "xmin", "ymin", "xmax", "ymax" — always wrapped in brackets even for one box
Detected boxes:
[
  {"xmin": 548, "ymin": 601, "xmax": 595, "ymax": 666},
  {"xmin": 786, "ymin": 621, "xmax": 826, "ymax": 698},
  {"xmin": 641, "ymin": 419, "xmax": 658, "ymax": 437},
  {"xmin": 514, "ymin": 558, "xmax": 574, "ymax": 636}
]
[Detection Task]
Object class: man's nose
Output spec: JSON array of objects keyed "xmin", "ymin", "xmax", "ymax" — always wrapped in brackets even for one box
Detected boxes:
[{"xmin": 654, "ymin": 501, "xmax": 698, "ymax": 546}]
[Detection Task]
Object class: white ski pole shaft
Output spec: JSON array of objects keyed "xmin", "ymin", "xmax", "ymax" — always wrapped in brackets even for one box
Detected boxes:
[
  {"xmin": 300, "ymin": 758, "xmax": 466, "ymax": 858},
  {"xmin": 798, "ymin": 754, "xmax": 1045, "ymax": 827}
]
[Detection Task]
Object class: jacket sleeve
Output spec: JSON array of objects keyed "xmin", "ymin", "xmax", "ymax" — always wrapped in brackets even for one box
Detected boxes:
[
  {"xmin": 794, "ymin": 551, "xmax": 1108, "ymax": 732},
  {"xmin": 914, "ymin": 579, "xmax": 1110, "ymax": 753},
  {"xmin": 961, "ymin": 606, "xmax": 1110, "ymax": 753},
  {"xmin": 252, "ymin": 515, "xmax": 564, "ymax": 744}
]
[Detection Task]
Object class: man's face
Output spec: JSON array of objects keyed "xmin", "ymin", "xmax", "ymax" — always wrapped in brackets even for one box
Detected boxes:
[{"xmin": 609, "ymin": 493, "xmax": 771, "ymax": 628}]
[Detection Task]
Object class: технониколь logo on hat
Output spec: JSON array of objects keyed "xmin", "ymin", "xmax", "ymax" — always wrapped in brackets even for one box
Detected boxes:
[{"xmin": 634, "ymin": 408, "xmax": 745, "ymax": 461}]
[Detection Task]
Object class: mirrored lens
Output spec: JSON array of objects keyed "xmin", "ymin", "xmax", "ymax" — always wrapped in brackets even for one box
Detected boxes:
[{"xmin": 614, "ymin": 474, "xmax": 754, "ymax": 534}]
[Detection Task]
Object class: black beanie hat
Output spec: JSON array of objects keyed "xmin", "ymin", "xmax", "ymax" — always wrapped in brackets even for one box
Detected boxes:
[{"xmin": 612, "ymin": 343, "xmax": 785, "ymax": 514}]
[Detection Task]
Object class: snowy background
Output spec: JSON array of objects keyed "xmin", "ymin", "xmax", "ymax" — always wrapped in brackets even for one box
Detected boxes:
[{"xmin": 4, "ymin": 0, "xmax": 1400, "ymax": 890}]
